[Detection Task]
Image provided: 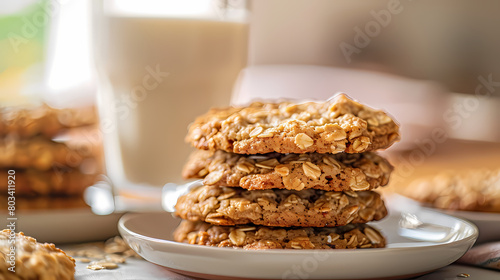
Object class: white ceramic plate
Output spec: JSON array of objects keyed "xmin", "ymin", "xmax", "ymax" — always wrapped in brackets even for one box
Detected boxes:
[
  {"xmin": 0, "ymin": 209, "xmax": 121, "ymax": 244},
  {"xmin": 119, "ymin": 208, "xmax": 478, "ymax": 280}
]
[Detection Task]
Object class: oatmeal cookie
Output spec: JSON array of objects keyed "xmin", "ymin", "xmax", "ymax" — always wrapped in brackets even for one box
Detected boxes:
[
  {"xmin": 0, "ymin": 137, "xmax": 94, "ymax": 171},
  {"xmin": 0, "ymin": 168, "xmax": 97, "ymax": 196},
  {"xmin": 404, "ymin": 169, "xmax": 500, "ymax": 212},
  {"xmin": 0, "ymin": 196, "xmax": 88, "ymax": 210},
  {"xmin": 186, "ymin": 94, "xmax": 399, "ymax": 154},
  {"xmin": 183, "ymin": 150, "xmax": 393, "ymax": 191},
  {"xmin": 174, "ymin": 220, "xmax": 386, "ymax": 249},
  {"xmin": 0, "ymin": 230, "xmax": 75, "ymax": 280},
  {"xmin": 0, "ymin": 104, "xmax": 96, "ymax": 138},
  {"xmin": 175, "ymin": 185, "xmax": 387, "ymax": 227}
]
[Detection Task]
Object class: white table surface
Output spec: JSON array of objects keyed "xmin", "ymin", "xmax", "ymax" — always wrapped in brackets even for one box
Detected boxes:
[{"xmin": 73, "ymin": 258, "xmax": 499, "ymax": 280}]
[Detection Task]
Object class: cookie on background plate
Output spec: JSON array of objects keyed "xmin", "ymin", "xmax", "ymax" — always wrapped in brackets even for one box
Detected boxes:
[
  {"xmin": 183, "ymin": 150, "xmax": 393, "ymax": 192},
  {"xmin": 0, "ymin": 137, "xmax": 95, "ymax": 171},
  {"xmin": 0, "ymin": 229, "xmax": 75, "ymax": 280},
  {"xmin": 186, "ymin": 94, "xmax": 400, "ymax": 154},
  {"xmin": 0, "ymin": 104, "xmax": 97, "ymax": 139},
  {"xmin": 404, "ymin": 169, "xmax": 500, "ymax": 212},
  {"xmin": 174, "ymin": 220, "xmax": 386, "ymax": 249},
  {"xmin": 175, "ymin": 184, "xmax": 387, "ymax": 227},
  {"xmin": 0, "ymin": 169, "xmax": 97, "ymax": 196}
]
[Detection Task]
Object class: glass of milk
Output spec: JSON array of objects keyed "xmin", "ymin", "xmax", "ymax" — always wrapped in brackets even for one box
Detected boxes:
[{"xmin": 92, "ymin": 0, "xmax": 249, "ymax": 193}]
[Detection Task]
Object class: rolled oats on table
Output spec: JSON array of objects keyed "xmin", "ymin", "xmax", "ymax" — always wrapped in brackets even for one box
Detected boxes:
[{"xmin": 65, "ymin": 236, "xmax": 141, "ymax": 272}]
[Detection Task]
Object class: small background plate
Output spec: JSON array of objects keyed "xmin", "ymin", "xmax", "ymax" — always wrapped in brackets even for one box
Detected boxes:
[{"xmin": 0, "ymin": 208, "xmax": 121, "ymax": 244}]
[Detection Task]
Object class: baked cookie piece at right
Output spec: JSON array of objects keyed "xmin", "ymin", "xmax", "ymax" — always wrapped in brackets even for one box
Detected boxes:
[
  {"xmin": 183, "ymin": 150, "xmax": 393, "ymax": 192},
  {"xmin": 175, "ymin": 185, "xmax": 387, "ymax": 228},
  {"xmin": 186, "ymin": 94, "xmax": 400, "ymax": 154},
  {"xmin": 174, "ymin": 220, "xmax": 386, "ymax": 249}
]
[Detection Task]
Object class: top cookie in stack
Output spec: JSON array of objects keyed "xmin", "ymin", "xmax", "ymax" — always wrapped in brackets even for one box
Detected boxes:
[
  {"xmin": 174, "ymin": 94, "xmax": 399, "ymax": 249},
  {"xmin": 185, "ymin": 94, "xmax": 399, "ymax": 154}
]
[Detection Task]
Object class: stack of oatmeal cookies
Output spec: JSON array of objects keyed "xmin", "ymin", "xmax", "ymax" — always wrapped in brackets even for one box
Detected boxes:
[
  {"xmin": 174, "ymin": 94, "xmax": 399, "ymax": 249},
  {"xmin": 0, "ymin": 104, "xmax": 100, "ymax": 198}
]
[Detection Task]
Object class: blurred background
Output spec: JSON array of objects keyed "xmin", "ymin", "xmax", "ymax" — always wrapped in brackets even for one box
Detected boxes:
[{"xmin": 1, "ymin": 0, "xmax": 500, "ymax": 241}]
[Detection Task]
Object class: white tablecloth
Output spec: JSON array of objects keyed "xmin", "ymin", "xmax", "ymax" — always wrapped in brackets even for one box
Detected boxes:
[{"xmin": 72, "ymin": 258, "xmax": 499, "ymax": 280}]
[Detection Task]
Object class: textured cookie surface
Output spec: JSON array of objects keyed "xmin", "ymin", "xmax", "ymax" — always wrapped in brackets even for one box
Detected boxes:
[
  {"xmin": 175, "ymin": 185, "xmax": 387, "ymax": 227},
  {"xmin": 0, "ymin": 169, "xmax": 97, "ymax": 196},
  {"xmin": 0, "ymin": 137, "xmax": 93, "ymax": 171},
  {"xmin": 186, "ymin": 94, "xmax": 399, "ymax": 154},
  {"xmin": 404, "ymin": 169, "xmax": 500, "ymax": 212},
  {"xmin": 1, "ymin": 196, "xmax": 88, "ymax": 211},
  {"xmin": 0, "ymin": 230, "xmax": 75, "ymax": 280},
  {"xmin": 183, "ymin": 150, "xmax": 393, "ymax": 192},
  {"xmin": 174, "ymin": 220, "xmax": 386, "ymax": 249},
  {"xmin": 0, "ymin": 104, "xmax": 96, "ymax": 138}
]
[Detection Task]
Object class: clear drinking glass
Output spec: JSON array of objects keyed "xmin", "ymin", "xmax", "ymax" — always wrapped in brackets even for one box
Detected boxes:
[{"xmin": 92, "ymin": 0, "xmax": 249, "ymax": 194}]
